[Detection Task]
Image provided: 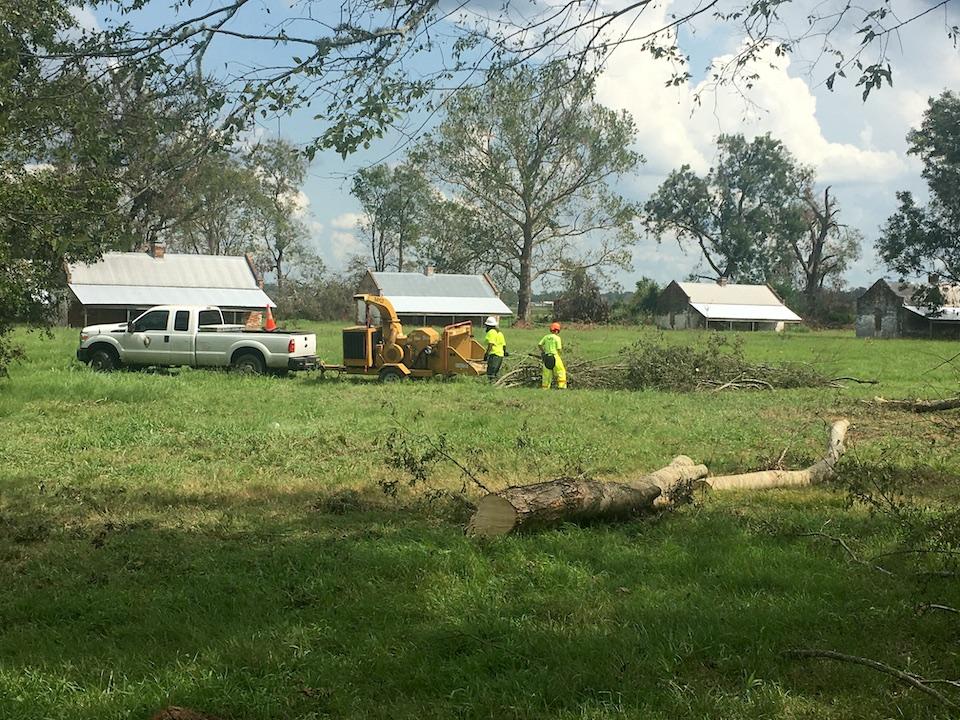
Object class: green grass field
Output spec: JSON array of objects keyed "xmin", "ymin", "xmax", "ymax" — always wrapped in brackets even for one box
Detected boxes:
[{"xmin": 1, "ymin": 324, "xmax": 958, "ymax": 719}]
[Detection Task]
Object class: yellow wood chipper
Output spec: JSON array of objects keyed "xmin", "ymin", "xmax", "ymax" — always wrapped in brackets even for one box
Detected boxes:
[{"xmin": 321, "ymin": 294, "xmax": 487, "ymax": 381}]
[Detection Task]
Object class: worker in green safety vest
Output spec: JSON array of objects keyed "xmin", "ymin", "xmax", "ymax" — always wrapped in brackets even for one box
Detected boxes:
[
  {"xmin": 538, "ymin": 322, "xmax": 566, "ymax": 389},
  {"xmin": 483, "ymin": 316, "xmax": 507, "ymax": 382}
]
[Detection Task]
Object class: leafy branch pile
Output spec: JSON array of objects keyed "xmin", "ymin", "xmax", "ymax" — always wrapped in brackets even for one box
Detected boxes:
[{"xmin": 496, "ymin": 334, "xmax": 857, "ymax": 391}]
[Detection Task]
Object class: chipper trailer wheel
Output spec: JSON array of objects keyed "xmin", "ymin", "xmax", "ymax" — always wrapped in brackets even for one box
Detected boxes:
[{"xmin": 378, "ymin": 367, "xmax": 406, "ymax": 383}]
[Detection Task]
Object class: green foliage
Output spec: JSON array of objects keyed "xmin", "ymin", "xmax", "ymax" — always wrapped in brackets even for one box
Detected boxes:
[
  {"xmin": 610, "ymin": 277, "xmax": 661, "ymax": 324},
  {"xmin": 644, "ymin": 134, "xmax": 808, "ymax": 283},
  {"xmin": 351, "ymin": 163, "xmax": 432, "ymax": 271},
  {"xmin": 620, "ymin": 334, "xmax": 832, "ymax": 391},
  {"xmin": 0, "ymin": 1, "xmax": 134, "ymax": 374},
  {"xmin": 270, "ymin": 268, "xmax": 358, "ymax": 322},
  {"xmin": 553, "ymin": 268, "xmax": 610, "ymax": 323},
  {"xmin": 879, "ymin": 91, "xmax": 960, "ymax": 298},
  {"xmin": 419, "ymin": 61, "xmax": 641, "ymax": 321},
  {"xmin": 165, "ymin": 151, "xmax": 264, "ymax": 255}
]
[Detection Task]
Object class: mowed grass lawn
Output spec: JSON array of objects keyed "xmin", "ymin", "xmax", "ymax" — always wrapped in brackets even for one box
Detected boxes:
[{"xmin": 1, "ymin": 323, "xmax": 959, "ymax": 719}]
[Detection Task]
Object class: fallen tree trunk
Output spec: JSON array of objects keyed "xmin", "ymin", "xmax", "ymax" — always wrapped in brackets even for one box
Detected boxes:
[
  {"xmin": 466, "ymin": 456, "xmax": 707, "ymax": 538},
  {"xmin": 872, "ymin": 396, "xmax": 960, "ymax": 413},
  {"xmin": 698, "ymin": 420, "xmax": 849, "ymax": 492}
]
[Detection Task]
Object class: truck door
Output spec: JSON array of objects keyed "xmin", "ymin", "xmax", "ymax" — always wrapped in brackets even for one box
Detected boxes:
[
  {"xmin": 168, "ymin": 310, "xmax": 195, "ymax": 366},
  {"xmin": 124, "ymin": 309, "xmax": 171, "ymax": 365}
]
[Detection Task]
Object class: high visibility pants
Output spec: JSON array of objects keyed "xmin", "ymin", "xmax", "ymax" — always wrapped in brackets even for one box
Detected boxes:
[{"xmin": 541, "ymin": 354, "xmax": 567, "ymax": 389}]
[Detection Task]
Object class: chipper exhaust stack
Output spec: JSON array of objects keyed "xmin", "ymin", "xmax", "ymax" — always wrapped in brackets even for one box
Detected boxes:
[{"xmin": 330, "ymin": 294, "xmax": 487, "ymax": 381}]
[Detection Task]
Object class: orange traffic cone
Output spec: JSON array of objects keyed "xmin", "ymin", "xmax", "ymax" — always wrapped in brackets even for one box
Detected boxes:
[{"xmin": 264, "ymin": 305, "xmax": 277, "ymax": 332}]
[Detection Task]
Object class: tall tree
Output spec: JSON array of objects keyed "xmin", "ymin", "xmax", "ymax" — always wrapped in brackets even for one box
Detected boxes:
[
  {"xmin": 643, "ymin": 134, "xmax": 808, "ymax": 284},
  {"xmin": 165, "ymin": 151, "xmax": 261, "ymax": 256},
  {"xmin": 419, "ymin": 62, "xmax": 640, "ymax": 321},
  {"xmin": 245, "ymin": 139, "xmax": 310, "ymax": 291},
  {"xmin": 792, "ymin": 186, "xmax": 861, "ymax": 309},
  {"xmin": 351, "ymin": 163, "xmax": 431, "ymax": 271},
  {"xmin": 0, "ymin": 0, "xmax": 131, "ymax": 373},
  {"xmin": 878, "ymin": 91, "xmax": 960, "ymax": 300}
]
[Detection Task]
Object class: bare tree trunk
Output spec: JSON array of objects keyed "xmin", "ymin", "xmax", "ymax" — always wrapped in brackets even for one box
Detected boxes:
[
  {"xmin": 872, "ymin": 396, "xmax": 960, "ymax": 413},
  {"xmin": 516, "ymin": 227, "xmax": 534, "ymax": 322},
  {"xmin": 698, "ymin": 420, "xmax": 849, "ymax": 491},
  {"xmin": 467, "ymin": 456, "xmax": 708, "ymax": 537}
]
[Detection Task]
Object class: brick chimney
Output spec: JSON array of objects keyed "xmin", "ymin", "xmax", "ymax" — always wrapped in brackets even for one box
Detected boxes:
[
  {"xmin": 148, "ymin": 240, "xmax": 166, "ymax": 259},
  {"xmin": 717, "ymin": 277, "xmax": 729, "ymax": 286},
  {"xmin": 424, "ymin": 265, "xmax": 435, "ymax": 276}
]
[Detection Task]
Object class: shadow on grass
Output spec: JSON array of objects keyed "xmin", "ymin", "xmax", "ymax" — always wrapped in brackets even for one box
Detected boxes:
[{"xmin": 2, "ymin": 488, "xmax": 958, "ymax": 720}]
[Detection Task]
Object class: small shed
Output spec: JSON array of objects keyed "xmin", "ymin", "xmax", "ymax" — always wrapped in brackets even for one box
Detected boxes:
[
  {"xmin": 655, "ymin": 281, "xmax": 802, "ymax": 331},
  {"xmin": 356, "ymin": 267, "xmax": 513, "ymax": 326},
  {"xmin": 66, "ymin": 242, "xmax": 275, "ymax": 327},
  {"xmin": 855, "ymin": 279, "xmax": 960, "ymax": 338}
]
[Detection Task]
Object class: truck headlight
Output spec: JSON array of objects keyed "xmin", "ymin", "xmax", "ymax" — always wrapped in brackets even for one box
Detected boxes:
[{"xmin": 79, "ymin": 333, "xmax": 89, "ymax": 342}]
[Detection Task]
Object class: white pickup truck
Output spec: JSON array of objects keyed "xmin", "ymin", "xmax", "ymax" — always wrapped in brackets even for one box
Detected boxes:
[{"xmin": 76, "ymin": 305, "xmax": 317, "ymax": 375}]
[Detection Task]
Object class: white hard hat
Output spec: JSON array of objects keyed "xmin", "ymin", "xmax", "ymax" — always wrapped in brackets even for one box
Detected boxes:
[{"xmin": 484, "ymin": 316, "xmax": 499, "ymax": 327}]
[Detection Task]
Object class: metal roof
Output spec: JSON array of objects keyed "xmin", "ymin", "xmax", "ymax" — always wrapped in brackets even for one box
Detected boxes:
[
  {"xmin": 690, "ymin": 302, "xmax": 802, "ymax": 322},
  {"xmin": 904, "ymin": 305, "xmax": 960, "ymax": 321},
  {"xmin": 678, "ymin": 282, "xmax": 785, "ymax": 305},
  {"xmin": 370, "ymin": 271, "xmax": 513, "ymax": 315},
  {"xmin": 70, "ymin": 284, "xmax": 275, "ymax": 309},
  {"xmin": 388, "ymin": 295, "xmax": 512, "ymax": 316},
  {"xmin": 69, "ymin": 252, "xmax": 259, "ymax": 289}
]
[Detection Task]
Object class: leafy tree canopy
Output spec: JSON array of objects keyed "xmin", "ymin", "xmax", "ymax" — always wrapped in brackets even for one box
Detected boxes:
[
  {"xmin": 643, "ymin": 133, "xmax": 808, "ymax": 284},
  {"xmin": 878, "ymin": 91, "xmax": 960, "ymax": 302},
  {"xmin": 68, "ymin": 0, "xmax": 960, "ymax": 156},
  {"xmin": 417, "ymin": 61, "xmax": 640, "ymax": 321}
]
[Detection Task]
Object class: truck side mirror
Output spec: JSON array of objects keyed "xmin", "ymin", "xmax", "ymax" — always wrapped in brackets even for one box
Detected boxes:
[{"xmin": 127, "ymin": 323, "xmax": 136, "ymax": 333}]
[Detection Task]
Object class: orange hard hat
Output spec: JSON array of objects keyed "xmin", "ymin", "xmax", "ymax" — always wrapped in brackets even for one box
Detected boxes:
[{"xmin": 550, "ymin": 322, "xmax": 561, "ymax": 332}]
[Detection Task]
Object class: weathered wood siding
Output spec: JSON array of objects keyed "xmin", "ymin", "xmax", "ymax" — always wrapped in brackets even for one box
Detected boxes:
[
  {"xmin": 654, "ymin": 281, "xmax": 705, "ymax": 330},
  {"xmin": 855, "ymin": 280, "xmax": 902, "ymax": 338}
]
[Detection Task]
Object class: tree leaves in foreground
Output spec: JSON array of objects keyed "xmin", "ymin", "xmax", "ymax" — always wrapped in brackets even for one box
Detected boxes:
[
  {"xmin": 0, "ymin": 0, "xmax": 130, "ymax": 375},
  {"xmin": 73, "ymin": 0, "xmax": 960, "ymax": 156},
  {"xmin": 878, "ymin": 91, "xmax": 960, "ymax": 306},
  {"xmin": 418, "ymin": 62, "xmax": 640, "ymax": 322}
]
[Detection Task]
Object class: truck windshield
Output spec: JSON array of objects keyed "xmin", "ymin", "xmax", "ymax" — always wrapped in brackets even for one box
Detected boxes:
[{"xmin": 198, "ymin": 309, "xmax": 223, "ymax": 326}]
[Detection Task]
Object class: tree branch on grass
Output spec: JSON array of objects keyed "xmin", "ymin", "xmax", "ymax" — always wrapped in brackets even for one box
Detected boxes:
[
  {"xmin": 795, "ymin": 528, "xmax": 894, "ymax": 576},
  {"xmin": 785, "ymin": 649, "xmax": 960, "ymax": 711}
]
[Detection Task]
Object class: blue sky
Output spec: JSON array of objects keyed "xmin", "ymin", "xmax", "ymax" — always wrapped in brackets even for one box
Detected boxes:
[{"xmin": 86, "ymin": 0, "xmax": 960, "ymax": 291}]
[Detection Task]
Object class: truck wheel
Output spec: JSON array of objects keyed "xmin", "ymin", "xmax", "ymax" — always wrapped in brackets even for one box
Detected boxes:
[
  {"xmin": 233, "ymin": 352, "xmax": 265, "ymax": 375},
  {"xmin": 89, "ymin": 348, "xmax": 117, "ymax": 372},
  {"xmin": 378, "ymin": 367, "xmax": 405, "ymax": 383}
]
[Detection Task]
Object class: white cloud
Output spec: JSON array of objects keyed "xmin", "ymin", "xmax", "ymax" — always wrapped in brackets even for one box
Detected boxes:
[
  {"xmin": 329, "ymin": 230, "xmax": 364, "ymax": 262},
  {"xmin": 598, "ymin": 32, "xmax": 907, "ymax": 185},
  {"xmin": 69, "ymin": 6, "xmax": 99, "ymax": 33},
  {"xmin": 331, "ymin": 212, "xmax": 363, "ymax": 230}
]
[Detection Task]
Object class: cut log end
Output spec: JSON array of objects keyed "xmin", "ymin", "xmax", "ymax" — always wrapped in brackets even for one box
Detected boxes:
[{"xmin": 467, "ymin": 494, "xmax": 519, "ymax": 538}]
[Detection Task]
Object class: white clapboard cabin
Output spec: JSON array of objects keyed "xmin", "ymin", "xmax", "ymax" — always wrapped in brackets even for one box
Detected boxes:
[{"xmin": 654, "ymin": 280, "xmax": 802, "ymax": 331}]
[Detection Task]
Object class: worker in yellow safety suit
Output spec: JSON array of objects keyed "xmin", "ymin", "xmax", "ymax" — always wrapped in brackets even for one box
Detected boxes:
[
  {"xmin": 483, "ymin": 316, "xmax": 508, "ymax": 382},
  {"xmin": 538, "ymin": 322, "xmax": 566, "ymax": 389}
]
